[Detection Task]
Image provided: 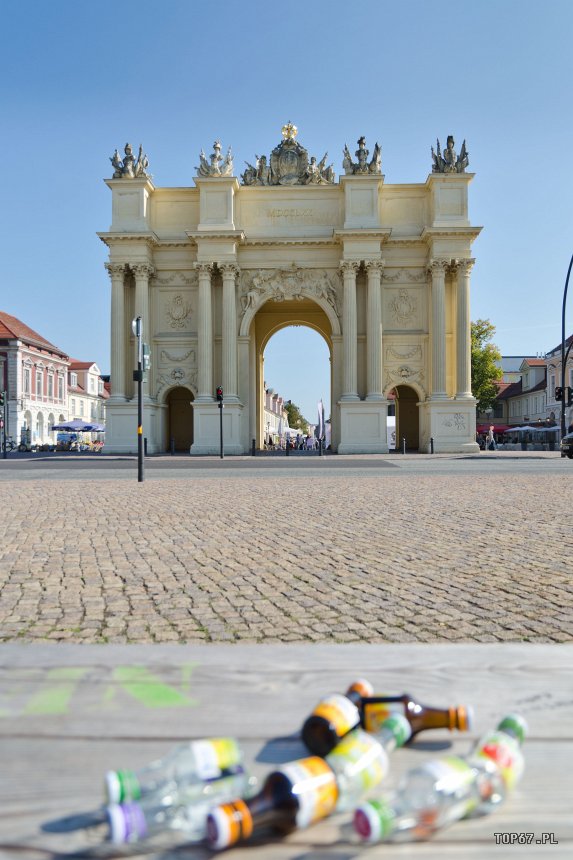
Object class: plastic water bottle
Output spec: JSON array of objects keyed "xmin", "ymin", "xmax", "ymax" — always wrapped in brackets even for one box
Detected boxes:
[
  {"xmin": 354, "ymin": 714, "xmax": 527, "ymax": 843},
  {"xmin": 107, "ymin": 766, "xmax": 256, "ymax": 844},
  {"xmin": 105, "ymin": 737, "xmax": 243, "ymax": 803},
  {"xmin": 206, "ymin": 714, "xmax": 410, "ymax": 850}
]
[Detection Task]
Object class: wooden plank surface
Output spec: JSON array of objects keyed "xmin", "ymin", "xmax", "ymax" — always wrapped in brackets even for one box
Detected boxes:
[{"xmin": 0, "ymin": 643, "xmax": 571, "ymax": 859}]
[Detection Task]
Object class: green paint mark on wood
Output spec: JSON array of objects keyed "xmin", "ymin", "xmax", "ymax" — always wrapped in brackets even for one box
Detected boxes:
[
  {"xmin": 23, "ymin": 667, "xmax": 89, "ymax": 715},
  {"xmin": 113, "ymin": 666, "xmax": 197, "ymax": 709}
]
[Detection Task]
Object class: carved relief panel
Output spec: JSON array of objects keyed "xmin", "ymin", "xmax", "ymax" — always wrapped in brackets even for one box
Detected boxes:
[
  {"xmin": 382, "ymin": 268, "xmax": 428, "ymax": 332},
  {"xmin": 153, "ymin": 271, "xmax": 198, "ymax": 335}
]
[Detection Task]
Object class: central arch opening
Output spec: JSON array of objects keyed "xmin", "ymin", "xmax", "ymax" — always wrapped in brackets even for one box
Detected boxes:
[{"xmin": 253, "ymin": 297, "xmax": 333, "ymax": 449}]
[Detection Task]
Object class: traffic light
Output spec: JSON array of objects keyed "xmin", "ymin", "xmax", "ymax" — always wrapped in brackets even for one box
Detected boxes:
[
  {"xmin": 568, "ymin": 387, "xmax": 573, "ymax": 407},
  {"xmin": 555, "ymin": 386, "xmax": 563, "ymax": 402},
  {"xmin": 0, "ymin": 391, "xmax": 4, "ymax": 406},
  {"xmin": 216, "ymin": 386, "xmax": 223, "ymax": 402}
]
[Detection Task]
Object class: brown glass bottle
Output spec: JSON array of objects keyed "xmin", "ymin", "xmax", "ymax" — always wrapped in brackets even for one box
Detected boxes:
[
  {"xmin": 206, "ymin": 756, "xmax": 338, "ymax": 850},
  {"xmin": 301, "ymin": 679, "xmax": 373, "ymax": 757},
  {"xmin": 360, "ymin": 694, "xmax": 472, "ymax": 739}
]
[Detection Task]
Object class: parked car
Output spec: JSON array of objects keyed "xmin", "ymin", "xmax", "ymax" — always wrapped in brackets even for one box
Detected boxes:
[{"xmin": 560, "ymin": 432, "xmax": 573, "ymax": 459}]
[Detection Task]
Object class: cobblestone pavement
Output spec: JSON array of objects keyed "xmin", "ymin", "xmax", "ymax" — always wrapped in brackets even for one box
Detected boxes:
[{"xmin": 1, "ymin": 460, "xmax": 572, "ymax": 643}]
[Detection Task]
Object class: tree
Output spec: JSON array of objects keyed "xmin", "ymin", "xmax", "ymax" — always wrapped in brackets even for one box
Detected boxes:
[
  {"xmin": 471, "ymin": 319, "xmax": 503, "ymax": 411},
  {"xmin": 284, "ymin": 400, "xmax": 308, "ymax": 431}
]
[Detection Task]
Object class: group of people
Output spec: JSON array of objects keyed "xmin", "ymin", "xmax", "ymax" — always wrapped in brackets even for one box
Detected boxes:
[{"xmin": 265, "ymin": 433, "xmax": 321, "ymax": 451}]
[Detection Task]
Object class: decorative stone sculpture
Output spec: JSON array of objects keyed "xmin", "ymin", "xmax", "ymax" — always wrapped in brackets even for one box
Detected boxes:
[
  {"xmin": 110, "ymin": 143, "xmax": 150, "ymax": 179},
  {"xmin": 431, "ymin": 136, "xmax": 469, "ymax": 173},
  {"xmin": 342, "ymin": 137, "xmax": 382, "ymax": 175},
  {"xmin": 196, "ymin": 140, "xmax": 234, "ymax": 177},
  {"xmin": 241, "ymin": 122, "xmax": 335, "ymax": 186}
]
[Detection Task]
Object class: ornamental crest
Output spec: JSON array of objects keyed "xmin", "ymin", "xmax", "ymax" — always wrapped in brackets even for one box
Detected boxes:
[
  {"xmin": 241, "ymin": 122, "xmax": 334, "ymax": 186},
  {"xmin": 166, "ymin": 295, "xmax": 192, "ymax": 329},
  {"xmin": 389, "ymin": 290, "xmax": 417, "ymax": 324},
  {"xmin": 240, "ymin": 265, "xmax": 339, "ymax": 314}
]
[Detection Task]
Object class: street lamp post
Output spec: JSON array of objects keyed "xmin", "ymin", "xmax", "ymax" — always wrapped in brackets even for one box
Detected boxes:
[
  {"xmin": 560, "ymin": 254, "xmax": 573, "ymax": 439},
  {"xmin": 132, "ymin": 316, "xmax": 144, "ymax": 483}
]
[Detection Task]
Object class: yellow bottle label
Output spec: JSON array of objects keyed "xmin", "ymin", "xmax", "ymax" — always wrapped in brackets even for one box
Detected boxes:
[
  {"xmin": 279, "ymin": 757, "xmax": 338, "ymax": 828},
  {"xmin": 312, "ymin": 694, "xmax": 360, "ymax": 738},
  {"xmin": 363, "ymin": 701, "xmax": 403, "ymax": 733},
  {"xmin": 327, "ymin": 729, "xmax": 388, "ymax": 795},
  {"xmin": 193, "ymin": 738, "xmax": 240, "ymax": 780}
]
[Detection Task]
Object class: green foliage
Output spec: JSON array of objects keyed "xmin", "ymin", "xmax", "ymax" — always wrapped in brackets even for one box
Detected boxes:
[
  {"xmin": 471, "ymin": 319, "xmax": 503, "ymax": 411},
  {"xmin": 284, "ymin": 400, "xmax": 308, "ymax": 430}
]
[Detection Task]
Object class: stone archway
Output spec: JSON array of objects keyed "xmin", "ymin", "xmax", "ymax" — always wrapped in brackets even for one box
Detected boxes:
[
  {"xmin": 391, "ymin": 384, "xmax": 420, "ymax": 451},
  {"xmin": 250, "ymin": 296, "xmax": 334, "ymax": 450},
  {"xmin": 165, "ymin": 386, "xmax": 194, "ymax": 451}
]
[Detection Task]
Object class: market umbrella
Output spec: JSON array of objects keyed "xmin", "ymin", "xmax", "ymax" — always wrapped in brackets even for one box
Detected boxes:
[{"xmin": 52, "ymin": 419, "xmax": 105, "ymax": 432}]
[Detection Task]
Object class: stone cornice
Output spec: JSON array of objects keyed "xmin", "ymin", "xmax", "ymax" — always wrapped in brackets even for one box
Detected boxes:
[
  {"xmin": 421, "ymin": 226, "xmax": 482, "ymax": 242},
  {"xmin": 186, "ymin": 230, "xmax": 245, "ymax": 243},
  {"xmin": 242, "ymin": 236, "xmax": 338, "ymax": 247},
  {"xmin": 333, "ymin": 229, "xmax": 392, "ymax": 243},
  {"xmin": 97, "ymin": 232, "xmax": 159, "ymax": 248}
]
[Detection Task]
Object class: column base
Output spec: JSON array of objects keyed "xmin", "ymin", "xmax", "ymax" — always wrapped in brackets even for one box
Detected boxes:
[
  {"xmin": 419, "ymin": 399, "xmax": 479, "ymax": 453},
  {"xmin": 190, "ymin": 401, "xmax": 244, "ymax": 455},
  {"xmin": 337, "ymin": 400, "xmax": 390, "ymax": 454}
]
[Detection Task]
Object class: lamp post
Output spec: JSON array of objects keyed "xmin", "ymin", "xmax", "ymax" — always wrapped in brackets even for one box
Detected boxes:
[
  {"xmin": 560, "ymin": 254, "xmax": 573, "ymax": 439},
  {"xmin": 132, "ymin": 316, "xmax": 144, "ymax": 483}
]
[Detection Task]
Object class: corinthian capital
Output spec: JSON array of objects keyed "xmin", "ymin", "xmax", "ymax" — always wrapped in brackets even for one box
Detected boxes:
[
  {"xmin": 365, "ymin": 259, "xmax": 385, "ymax": 274},
  {"xmin": 427, "ymin": 258, "xmax": 450, "ymax": 276},
  {"xmin": 454, "ymin": 257, "xmax": 476, "ymax": 275},
  {"xmin": 339, "ymin": 260, "xmax": 360, "ymax": 276},
  {"xmin": 194, "ymin": 262, "xmax": 214, "ymax": 276},
  {"xmin": 130, "ymin": 263, "xmax": 155, "ymax": 279},
  {"xmin": 104, "ymin": 262, "xmax": 126, "ymax": 278},
  {"xmin": 219, "ymin": 263, "xmax": 240, "ymax": 279}
]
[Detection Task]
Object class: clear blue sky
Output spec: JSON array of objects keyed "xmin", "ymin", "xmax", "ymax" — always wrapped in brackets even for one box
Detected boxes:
[{"xmin": 2, "ymin": 1, "xmax": 572, "ymax": 423}]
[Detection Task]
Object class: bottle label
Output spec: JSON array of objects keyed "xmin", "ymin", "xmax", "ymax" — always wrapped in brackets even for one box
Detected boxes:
[
  {"xmin": 423, "ymin": 756, "xmax": 476, "ymax": 791},
  {"xmin": 278, "ymin": 757, "xmax": 338, "ymax": 828},
  {"xmin": 311, "ymin": 694, "xmax": 360, "ymax": 738},
  {"xmin": 474, "ymin": 732, "xmax": 524, "ymax": 791},
  {"xmin": 192, "ymin": 738, "xmax": 241, "ymax": 781},
  {"xmin": 326, "ymin": 730, "xmax": 389, "ymax": 795},
  {"xmin": 363, "ymin": 701, "xmax": 404, "ymax": 733}
]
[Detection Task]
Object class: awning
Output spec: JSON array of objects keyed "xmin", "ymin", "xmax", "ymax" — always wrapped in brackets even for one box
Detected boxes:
[{"xmin": 476, "ymin": 424, "xmax": 511, "ymax": 433}]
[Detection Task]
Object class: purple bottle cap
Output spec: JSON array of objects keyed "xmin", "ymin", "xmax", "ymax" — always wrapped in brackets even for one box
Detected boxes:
[{"xmin": 107, "ymin": 802, "xmax": 148, "ymax": 843}]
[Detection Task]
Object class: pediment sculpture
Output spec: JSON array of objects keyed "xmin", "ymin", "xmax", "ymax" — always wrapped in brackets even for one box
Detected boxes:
[
  {"xmin": 342, "ymin": 136, "xmax": 381, "ymax": 175},
  {"xmin": 241, "ymin": 122, "xmax": 335, "ymax": 186},
  {"xmin": 196, "ymin": 140, "xmax": 234, "ymax": 177},
  {"xmin": 240, "ymin": 265, "xmax": 339, "ymax": 315},
  {"xmin": 110, "ymin": 143, "xmax": 150, "ymax": 179},
  {"xmin": 431, "ymin": 135, "xmax": 469, "ymax": 173}
]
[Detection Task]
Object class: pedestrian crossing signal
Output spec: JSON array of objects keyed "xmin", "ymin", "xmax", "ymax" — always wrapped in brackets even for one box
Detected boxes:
[{"xmin": 216, "ymin": 386, "xmax": 223, "ymax": 402}]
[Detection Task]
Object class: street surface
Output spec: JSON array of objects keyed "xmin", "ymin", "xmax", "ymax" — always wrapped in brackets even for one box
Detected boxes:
[{"xmin": 1, "ymin": 451, "xmax": 571, "ymax": 644}]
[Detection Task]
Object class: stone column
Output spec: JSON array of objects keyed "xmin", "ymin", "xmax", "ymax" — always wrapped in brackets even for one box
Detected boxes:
[
  {"xmin": 365, "ymin": 259, "xmax": 384, "ymax": 400},
  {"xmin": 105, "ymin": 262, "xmax": 127, "ymax": 401},
  {"xmin": 340, "ymin": 260, "xmax": 360, "ymax": 401},
  {"xmin": 195, "ymin": 262, "xmax": 214, "ymax": 401},
  {"xmin": 455, "ymin": 258, "xmax": 475, "ymax": 399},
  {"xmin": 220, "ymin": 263, "xmax": 239, "ymax": 401},
  {"xmin": 428, "ymin": 259, "xmax": 449, "ymax": 399},
  {"xmin": 132, "ymin": 263, "xmax": 154, "ymax": 398}
]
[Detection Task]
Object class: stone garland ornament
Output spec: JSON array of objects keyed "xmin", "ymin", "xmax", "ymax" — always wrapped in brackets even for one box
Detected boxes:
[
  {"xmin": 196, "ymin": 140, "xmax": 234, "ymax": 177},
  {"xmin": 156, "ymin": 369, "xmax": 198, "ymax": 396},
  {"xmin": 110, "ymin": 143, "xmax": 150, "ymax": 179},
  {"xmin": 239, "ymin": 266, "xmax": 340, "ymax": 315},
  {"xmin": 342, "ymin": 136, "xmax": 381, "ymax": 175},
  {"xmin": 431, "ymin": 135, "xmax": 469, "ymax": 174},
  {"xmin": 241, "ymin": 122, "xmax": 335, "ymax": 186},
  {"xmin": 160, "ymin": 349, "xmax": 196, "ymax": 364}
]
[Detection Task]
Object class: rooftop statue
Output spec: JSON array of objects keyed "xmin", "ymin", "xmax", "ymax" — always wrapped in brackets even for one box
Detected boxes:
[
  {"xmin": 110, "ymin": 143, "xmax": 150, "ymax": 179},
  {"xmin": 241, "ymin": 122, "xmax": 335, "ymax": 186},
  {"xmin": 342, "ymin": 136, "xmax": 382, "ymax": 175},
  {"xmin": 196, "ymin": 140, "xmax": 234, "ymax": 177},
  {"xmin": 431, "ymin": 135, "xmax": 469, "ymax": 173}
]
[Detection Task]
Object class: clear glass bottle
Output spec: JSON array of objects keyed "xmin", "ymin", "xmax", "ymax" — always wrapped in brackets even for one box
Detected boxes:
[
  {"xmin": 105, "ymin": 737, "xmax": 243, "ymax": 803},
  {"xmin": 354, "ymin": 714, "xmax": 527, "ymax": 844},
  {"xmin": 107, "ymin": 765, "xmax": 256, "ymax": 844},
  {"xmin": 206, "ymin": 714, "xmax": 410, "ymax": 850}
]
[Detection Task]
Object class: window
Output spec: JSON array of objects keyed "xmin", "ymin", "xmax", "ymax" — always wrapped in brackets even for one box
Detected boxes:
[
  {"xmin": 70, "ymin": 372, "xmax": 77, "ymax": 387},
  {"xmin": 24, "ymin": 367, "xmax": 31, "ymax": 394},
  {"xmin": 71, "ymin": 398, "xmax": 76, "ymax": 414},
  {"xmin": 36, "ymin": 371, "xmax": 43, "ymax": 398},
  {"xmin": 58, "ymin": 376, "xmax": 64, "ymax": 401},
  {"xmin": 79, "ymin": 400, "xmax": 84, "ymax": 416},
  {"xmin": 47, "ymin": 374, "xmax": 54, "ymax": 399}
]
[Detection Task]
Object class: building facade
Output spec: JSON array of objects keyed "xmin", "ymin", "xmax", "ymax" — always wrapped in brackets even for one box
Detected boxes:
[
  {"xmin": 99, "ymin": 126, "xmax": 481, "ymax": 454},
  {"xmin": 0, "ymin": 311, "xmax": 69, "ymax": 446},
  {"xmin": 68, "ymin": 361, "xmax": 107, "ymax": 425}
]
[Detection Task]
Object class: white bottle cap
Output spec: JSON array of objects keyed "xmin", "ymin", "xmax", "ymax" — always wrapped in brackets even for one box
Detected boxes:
[{"xmin": 105, "ymin": 770, "xmax": 120, "ymax": 804}]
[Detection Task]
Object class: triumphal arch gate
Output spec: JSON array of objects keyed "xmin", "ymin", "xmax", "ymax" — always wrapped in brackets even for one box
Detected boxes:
[{"xmin": 99, "ymin": 125, "xmax": 481, "ymax": 454}]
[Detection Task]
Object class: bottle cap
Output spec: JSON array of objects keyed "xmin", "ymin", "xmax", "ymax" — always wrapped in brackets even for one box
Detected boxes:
[
  {"xmin": 457, "ymin": 704, "xmax": 474, "ymax": 731},
  {"xmin": 207, "ymin": 799, "xmax": 253, "ymax": 850},
  {"xmin": 105, "ymin": 769, "xmax": 141, "ymax": 803},
  {"xmin": 346, "ymin": 678, "xmax": 374, "ymax": 698},
  {"xmin": 380, "ymin": 713, "xmax": 411, "ymax": 747},
  {"xmin": 354, "ymin": 799, "xmax": 395, "ymax": 843},
  {"xmin": 497, "ymin": 714, "xmax": 528, "ymax": 745},
  {"xmin": 106, "ymin": 802, "xmax": 147, "ymax": 844}
]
